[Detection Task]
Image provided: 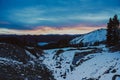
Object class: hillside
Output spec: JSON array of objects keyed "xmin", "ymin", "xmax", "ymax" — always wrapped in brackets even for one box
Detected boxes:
[
  {"xmin": 0, "ymin": 43, "xmax": 55, "ymax": 80},
  {"xmin": 43, "ymin": 45, "xmax": 120, "ymax": 80},
  {"xmin": 70, "ymin": 29, "xmax": 106, "ymax": 46}
]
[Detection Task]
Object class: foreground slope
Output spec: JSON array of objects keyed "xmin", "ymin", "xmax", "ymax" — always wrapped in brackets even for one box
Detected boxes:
[
  {"xmin": 0, "ymin": 43, "xmax": 54, "ymax": 80},
  {"xmin": 66, "ymin": 52, "xmax": 120, "ymax": 80},
  {"xmin": 43, "ymin": 45, "xmax": 120, "ymax": 80}
]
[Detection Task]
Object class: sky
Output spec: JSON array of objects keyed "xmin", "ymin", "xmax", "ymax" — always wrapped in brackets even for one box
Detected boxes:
[{"xmin": 0, "ymin": 0, "xmax": 120, "ymax": 35}]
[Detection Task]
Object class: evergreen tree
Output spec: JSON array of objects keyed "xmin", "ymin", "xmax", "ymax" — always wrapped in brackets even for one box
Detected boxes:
[
  {"xmin": 113, "ymin": 15, "xmax": 119, "ymax": 44},
  {"xmin": 106, "ymin": 15, "xmax": 120, "ymax": 46},
  {"xmin": 107, "ymin": 18, "xmax": 113, "ymax": 46}
]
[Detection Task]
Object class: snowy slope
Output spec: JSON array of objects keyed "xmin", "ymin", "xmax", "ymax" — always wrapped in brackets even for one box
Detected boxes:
[
  {"xmin": 66, "ymin": 52, "xmax": 120, "ymax": 80},
  {"xmin": 43, "ymin": 45, "xmax": 120, "ymax": 80},
  {"xmin": 70, "ymin": 29, "xmax": 106, "ymax": 46}
]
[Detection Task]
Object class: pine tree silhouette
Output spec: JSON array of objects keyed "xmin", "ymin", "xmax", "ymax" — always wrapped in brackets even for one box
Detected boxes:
[{"xmin": 106, "ymin": 15, "xmax": 120, "ymax": 46}]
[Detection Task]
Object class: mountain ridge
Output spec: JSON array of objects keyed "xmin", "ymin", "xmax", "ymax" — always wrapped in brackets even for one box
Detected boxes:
[{"xmin": 70, "ymin": 28, "xmax": 106, "ymax": 46}]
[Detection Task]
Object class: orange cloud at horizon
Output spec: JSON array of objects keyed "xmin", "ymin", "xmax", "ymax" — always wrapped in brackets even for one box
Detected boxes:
[{"xmin": 0, "ymin": 25, "xmax": 106, "ymax": 35}]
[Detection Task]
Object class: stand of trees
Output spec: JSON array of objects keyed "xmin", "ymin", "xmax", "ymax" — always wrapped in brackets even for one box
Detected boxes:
[{"xmin": 106, "ymin": 15, "xmax": 120, "ymax": 46}]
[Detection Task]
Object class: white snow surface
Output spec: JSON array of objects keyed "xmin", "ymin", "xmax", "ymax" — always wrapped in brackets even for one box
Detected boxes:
[
  {"xmin": 116, "ymin": 77, "xmax": 120, "ymax": 80},
  {"xmin": 66, "ymin": 52, "xmax": 120, "ymax": 80},
  {"xmin": 43, "ymin": 45, "xmax": 120, "ymax": 80},
  {"xmin": 70, "ymin": 29, "xmax": 106, "ymax": 46},
  {"xmin": 0, "ymin": 57, "xmax": 23, "ymax": 65},
  {"xmin": 25, "ymin": 50, "xmax": 36, "ymax": 59}
]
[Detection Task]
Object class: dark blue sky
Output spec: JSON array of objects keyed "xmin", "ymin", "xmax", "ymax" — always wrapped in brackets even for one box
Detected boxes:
[{"xmin": 0, "ymin": 0, "xmax": 120, "ymax": 30}]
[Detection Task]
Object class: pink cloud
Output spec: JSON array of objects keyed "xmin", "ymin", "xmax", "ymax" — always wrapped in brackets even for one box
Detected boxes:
[{"xmin": 0, "ymin": 24, "xmax": 106, "ymax": 35}]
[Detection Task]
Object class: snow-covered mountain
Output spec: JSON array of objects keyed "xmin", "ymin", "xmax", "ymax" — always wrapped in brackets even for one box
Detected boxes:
[{"xmin": 70, "ymin": 29, "xmax": 106, "ymax": 46}]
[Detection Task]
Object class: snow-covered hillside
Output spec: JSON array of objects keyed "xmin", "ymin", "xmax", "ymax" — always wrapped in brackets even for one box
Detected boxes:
[
  {"xmin": 43, "ymin": 45, "xmax": 120, "ymax": 80},
  {"xmin": 66, "ymin": 52, "xmax": 120, "ymax": 80},
  {"xmin": 70, "ymin": 29, "xmax": 106, "ymax": 46}
]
